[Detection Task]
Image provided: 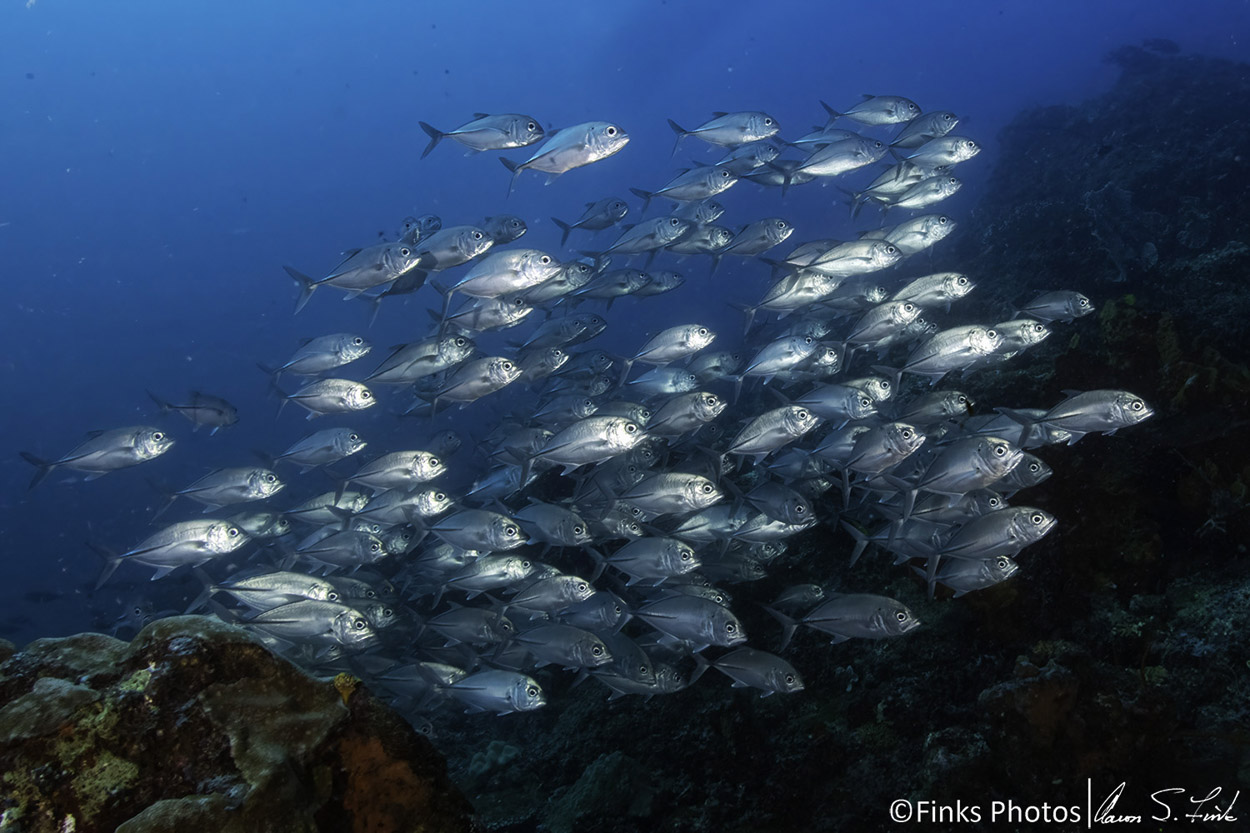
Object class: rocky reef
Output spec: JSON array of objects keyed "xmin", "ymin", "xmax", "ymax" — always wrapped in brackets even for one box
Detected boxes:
[
  {"xmin": 0, "ymin": 616, "xmax": 476, "ymax": 833},
  {"xmin": 417, "ymin": 47, "xmax": 1250, "ymax": 832}
]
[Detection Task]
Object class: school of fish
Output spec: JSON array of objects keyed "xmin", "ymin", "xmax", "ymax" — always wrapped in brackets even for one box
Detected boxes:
[{"xmin": 21, "ymin": 95, "xmax": 1154, "ymax": 721}]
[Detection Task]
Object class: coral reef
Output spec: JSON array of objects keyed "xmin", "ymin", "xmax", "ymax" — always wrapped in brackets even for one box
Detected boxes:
[{"xmin": 0, "ymin": 616, "xmax": 475, "ymax": 833}]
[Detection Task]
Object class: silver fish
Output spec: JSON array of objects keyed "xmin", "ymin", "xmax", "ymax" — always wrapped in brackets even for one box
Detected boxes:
[
  {"xmin": 501, "ymin": 121, "xmax": 630, "ymax": 193},
  {"xmin": 551, "ymin": 197, "xmax": 630, "ymax": 245},
  {"xmin": 668, "ymin": 111, "xmax": 779, "ymax": 152},
  {"xmin": 447, "ymin": 670, "xmax": 546, "ymax": 714},
  {"xmin": 21, "ymin": 426, "xmax": 174, "ymax": 489},
  {"xmin": 419, "ymin": 113, "xmax": 544, "ymax": 158}
]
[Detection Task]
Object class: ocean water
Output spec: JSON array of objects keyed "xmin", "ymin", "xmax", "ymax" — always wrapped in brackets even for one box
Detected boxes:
[{"xmin": 3, "ymin": 2, "xmax": 1249, "ymax": 822}]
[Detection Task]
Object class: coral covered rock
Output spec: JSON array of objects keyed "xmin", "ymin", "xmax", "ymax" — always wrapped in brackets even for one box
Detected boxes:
[{"xmin": 0, "ymin": 616, "xmax": 475, "ymax": 833}]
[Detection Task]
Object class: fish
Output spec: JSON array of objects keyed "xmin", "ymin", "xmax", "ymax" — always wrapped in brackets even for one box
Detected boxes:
[
  {"xmin": 280, "ymin": 378, "xmax": 375, "ymax": 418},
  {"xmin": 20, "ymin": 426, "xmax": 174, "ymax": 489},
  {"xmin": 551, "ymin": 197, "xmax": 630, "ymax": 245},
  {"xmin": 630, "ymin": 166, "xmax": 738, "ymax": 212},
  {"xmin": 822, "ymin": 95, "xmax": 921, "ymax": 126},
  {"xmin": 446, "ymin": 670, "xmax": 546, "ymax": 714},
  {"xmin": 418, "ymin": 113, "xmax": 544, "ymax": 158},
  {"xmin": 667, "ymin": 111, "xmax": 780, "ymax": 153},
  {"xmin": 268, "ymin": 427, "xmax": 367, "ymax": 471},
  {"xmin": 692, "ymin": 647, "xmax": 804, "ymax": 696},
  {"xmin": 284, "ymin": 242, "xmax": 423, "ymax": 313},
  {"xmin": 775, "ymin": 593, "xmax": 920, "ymax": 648},
  {"xmin": 92, "ymin": 519, "xmax": 249, "ymax": 588},
  {"xmin": 263, "ymin": 333, "xmax": 373, "ymax": 380},
  {"xmin": 501, "ymin": 121, "xmax": 630, "ymax": 194},
  {"xmin": 148, "ymin": 390, "xmax": 239, "ymax": 434}
]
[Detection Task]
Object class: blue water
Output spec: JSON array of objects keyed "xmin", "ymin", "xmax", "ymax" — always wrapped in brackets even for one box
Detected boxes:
[{"xmin": 1, "ymin": 0, "xmax": 1245, "ymax": 642}]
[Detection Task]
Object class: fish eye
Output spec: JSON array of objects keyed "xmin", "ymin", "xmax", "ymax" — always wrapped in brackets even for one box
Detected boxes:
[
  {"xmin": 902, "ymin": 428, "xmax": 913, "ymax": 439},
  {"xmin": 455, "ymin": 337, "xmax": 466, "ymax": 346},
  {"xmin": 514, "ymin": 298, "xmax": 525, "ymax": 306},
  {"xmin": 401, "ymin": 247, "xmax": 411, "ymax": 256},
  {"xmin": 540, "ymin": 255, "xmax": 550, "ymax": 264},
  {"xmin": 989, "ymin": 497, "xmax": 1002, "ymax": 508},
  {"xmin": 505, "ymin": 525, "xmax": 518, "ymax": 536},
  {"xmin": 353, "ymin": 337, "xmax": 363, "ymax": 345},
  {"xmin": 764, "ymin": 117, "xmax": 773, "ymax": 125},
  {"xmin": 153, "ymin": 432, "xmax": 164, "ymax": 440},
  {"xmin": 938, "ymin": 216, "xmax": 948, "ymax": 224},
  {"xmin": 1079, "ymin": 298, "xmax": 1090, "ymax": 306},
  {"xmin": 803, "ymin": 336, "xmax": 813, "ymax": 344},
  {"xmin": 573, "ymin": 526, "xmax": 584, "ymax": 535},
  {"xmin": 886, "ymin": 245, "xmax": 897, "ymax": 254},
  {"xmin": 720, "ymin": 169, "xmax": 730, "ymax": 177},
  {"xmin": 436, "ymin": 492, "xmax": 446, "ymax": 501},
  {"xmin": 361, "ymin": 390, "xmax": 372, "ymax": 398},
  {"xmin": 1031, "ymin": 513, "xmax": 1044, "ymax": 524},
  {"xmin": 625, "ymin": 423, "xmax": 637, "ymax": 433},
  {"xmin": 680, "ymin": 550, "xmax": 692, "ymax": 560},
  {"xmin": 266, "ymin": 473, "xmax": 277, "ymax": 482},
  {"xmin": 725, "ymin": 622, "xmax": 737, "ymax": 633},
  {"xmin": 698, "ymin": 327, "xmax": 708, "ymax": 336},
  {"xmin": 133, "ymin": 606, "xmax": 143, "ymax": 615},
  {"xmin": 429, "ymin": 457, "xmax": 440, "ymax": 467},
  {"xmin": 638, "ymin": 665, "xmax": 648, "ymax": 675},
  {"xmin": 577, "ymin": 581, "xmax": 589, "ymax": 592},
  {"xmin": 592, "ymin": 645, "xmax": 603, "ymax": 655},
  {"xmin": 349, "ymin": 433, "xmax": 359, "ymax": 440},
  {"xmin": 473, "ymin": 231, "xmax": 483, "ymax": 239},
  {"xmin": 987, "ymin": 330, "xmax": 997, "ymax": 339},
  {"xmin": 354, "ymin": 618, "xmax": 366, "ymax": 630},
  {"xmin": 895, "ymin": 611, "xmax": 909, "ymax": 622},
  {"xmin": 228, "ymin": 527, "xmax": 240, "ymax": 537},
  {"xmin": 1131, "ymin": 401, "xmax": 1143, "ymax": 410},
  {"xmin": 628, "ymin": 522, "xmax": 641, "ymax": 533},
  {"xmin": 904, "ymin": 304, "xmax": 915, "ymax": 313},
  {"xmin": 965, "ymin": 141, "xmax": 976, "ymax": 148},
  {"xmin": 874, "ymin": 141, "xmax": 883, "ymax": 148},
  {"xmin": 370, "ymin": 542, "xmax": 380, "ymax": 551},
  {"xmin": 994, "ymin": 445, "xmax": 1006, "ymax": 456},
  {"xmin": 670, "ymin": 218, "xmax": 680, "ymax": 226},
  {"xmin": 527, "ymin": 122, "xmax": 537, "ymax": 131},
  {"xmin": 996, "ymin": 557, "xmax": 1010, "ymax": 568},
  {"xmin": 797, "ymin": 409, "xmax": 810, "ymax": 420},
  {"xmin": 366, "ymin": 589, "xmax": 377, "ymax": 598},
  {"xmin": 957, "ymin": 276, "xmax": 969, "ymax": 285},
  {"xmin": 606, "ymin": 126, "xmax": 617, "ymax": 136},
  {"xmin": 327, "ymin": 591, "xmax": 340, "ymax": 602},
  {"xmin": 522, "ymin": 560, "xmax": 531, "ymax": 568},
  {"xmin": 702, "ymin": 483, "xmax": 713, "ymax": 493},
  {"xmin": 1029, "ymin": 462, "xmax": 1040, "ymax": 473},
  {"xmin": 503, "ymin": 360, "xmax": 514, "ymax": 370}
]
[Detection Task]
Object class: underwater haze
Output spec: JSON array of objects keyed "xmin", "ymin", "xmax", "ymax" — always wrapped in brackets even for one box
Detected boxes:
[{"xmin": 4, "ymin": 0, "xmax": 1250, "ymax": 830}]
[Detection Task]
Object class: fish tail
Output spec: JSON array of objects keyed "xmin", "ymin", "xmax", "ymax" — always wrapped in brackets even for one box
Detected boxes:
[
  {"xmin": 551, "ymin": 217, "xmax": 572, "ymax": 246},
  {"xmin": 628, "ymin": 187, "xmax": 653, "ymax": 215},
  {"xmin": 819, "ymin": 100, "xmax": 842, "ymax": 123},
  {"xmin": 86, "ymin": 541, "xmax": 122, "ymax": 590},
  {"xmin": 708, "ymin": 253, "xmax": 723, "ymax": 277},
  {"xmin": 418, "ymin": 122, "xmax": 444, "ymax": 159},
  {"xmin": 761, "ymin": 605, "xmax": 799, "ymax": 652},
  {"xmin": 666, "ymin": 119, "xmax": 688, "ymax": 156},
  {"xmin": 841, "ymin": 520, "xmax": 870, "ymax": 566},
  {"xmin": 146, "ymin": 389, "xmax": 174, "ymax": 415},
  {"xmin": 500, "ymin": 157, "xmax": 522, "ymax": 197},
  {"xmin": 18, "ymin": 451, "xmax": 55, "ymax": 490},
  {"xmin": 284, "ymin": 265, "xmax": 317, "ymax": 314}
]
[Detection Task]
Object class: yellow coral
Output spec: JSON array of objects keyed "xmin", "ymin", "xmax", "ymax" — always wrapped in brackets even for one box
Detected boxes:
[{"xmin": 333, "ymin": 673, "xmax": 361, "ymax": 706}]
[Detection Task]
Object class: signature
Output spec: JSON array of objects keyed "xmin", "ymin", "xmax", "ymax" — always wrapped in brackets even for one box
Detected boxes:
[{"xmin": 1094, "ymin": 781, "xmax": 1240, "ymax": 824}]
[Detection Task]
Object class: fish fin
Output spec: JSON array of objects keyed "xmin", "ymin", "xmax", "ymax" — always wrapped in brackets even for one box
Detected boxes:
[
  {"xmin": 19, "ymin": 451, "xmax": 55, "ymax": 490},
  {"xmin": 147, "ymin": 389, "xmax": 174, "ymax": 415},
  {"xmin": 666, "ymin": 118, "xmax": 689, "ymax": 156},
  {"xmin": 819, "ymin": 100, "xmax": 841, "ymax": 122},
  {"xmin": 87, "ymin": 542, "xmax": 122, "ymax": 590},
  {"xmin": 628, "ymin": 187, "xmax": 653, "ymax": 214},
  {"xmin": 284, "ymin": 265, "xmax": 317, "ymax": 314},
  {"xmin": 761, "ymin": 605, "xmax": 798, "ymax": 652},
  {"xmin": 418, "ymin": 122, "xmax": 444, "ymax": 160},
  {"xmin": 841, "ymin": 520, "xmax": 870, "ymax": 566},
  {"xmin": 499, "ymin": 157, "xmax": 522, "ymax": 197},
  {"xmin": 551, "ymin": 217, "xmax": 572, "ymax": 246}
]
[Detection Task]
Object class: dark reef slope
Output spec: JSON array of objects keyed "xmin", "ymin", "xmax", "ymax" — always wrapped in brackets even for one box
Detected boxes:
[{"xmin": 426, "ymin": 48, "xmax": 1250, "ymax": 833}]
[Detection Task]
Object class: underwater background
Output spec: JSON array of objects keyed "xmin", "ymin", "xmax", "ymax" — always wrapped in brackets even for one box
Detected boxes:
[{"xmin": 3, "ymin": 1, "xmax": 1250, "ymax": 830}]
